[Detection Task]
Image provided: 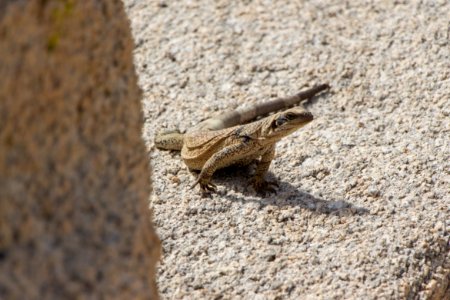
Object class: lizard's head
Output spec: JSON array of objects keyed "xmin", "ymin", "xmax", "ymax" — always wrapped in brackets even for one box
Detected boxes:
[{"xmin": 262, "ymin": 108, "xmax": 314, "ymax": 140}]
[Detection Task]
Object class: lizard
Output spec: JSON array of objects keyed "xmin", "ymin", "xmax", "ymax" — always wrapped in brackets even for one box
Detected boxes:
[{"xmin": 155, "ymin": 84, "xmax": 330, "ymax": 194}]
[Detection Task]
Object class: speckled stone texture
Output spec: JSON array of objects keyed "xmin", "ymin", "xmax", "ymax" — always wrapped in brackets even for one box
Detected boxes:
[
  {"xmin": 0, "ymin": 1, "xmax": 159, "ymax": 299},
  {"xmin": 125, "ymin": 0, "xmax": 449, "ymax": 299}
]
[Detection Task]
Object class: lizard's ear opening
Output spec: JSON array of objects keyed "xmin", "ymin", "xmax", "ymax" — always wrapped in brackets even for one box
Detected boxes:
[
  {"xmin": 270, "ymin": 120, "xmax": 278, "ymax": 129},
  {"xmin": 270, "ymin": 119, "xmax": 279, "ymax": 130}
]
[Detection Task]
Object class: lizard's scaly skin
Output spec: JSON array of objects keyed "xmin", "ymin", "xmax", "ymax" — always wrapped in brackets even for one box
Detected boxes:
[{"xmin": 155, "ymin": 85, "xmax": 329, "ymax": 194}]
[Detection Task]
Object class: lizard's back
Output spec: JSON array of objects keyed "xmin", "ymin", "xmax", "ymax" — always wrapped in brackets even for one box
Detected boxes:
[{"xmin": 181, "ymin": 127, "xmax": 235, "ymax": 170}]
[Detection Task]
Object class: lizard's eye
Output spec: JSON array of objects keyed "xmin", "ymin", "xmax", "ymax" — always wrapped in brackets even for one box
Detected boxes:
[{"xmin": 272, "ymin": 116, "xmax": 287, "ymax": 128}]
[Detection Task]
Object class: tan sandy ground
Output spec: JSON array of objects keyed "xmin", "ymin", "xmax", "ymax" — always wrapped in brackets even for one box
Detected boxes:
[{"xmin": 124, "ymin": 1, "xmax": 449, "ymax": 299}]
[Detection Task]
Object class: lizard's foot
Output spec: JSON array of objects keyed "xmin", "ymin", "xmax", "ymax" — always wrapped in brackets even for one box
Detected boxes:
[
  {"xmin": 191, "ymin": 177, "xmax": 217, "ymax": 193},
  {"xmin": 250, "ymin": 177, "xmax": 279, "ymax": 195}
]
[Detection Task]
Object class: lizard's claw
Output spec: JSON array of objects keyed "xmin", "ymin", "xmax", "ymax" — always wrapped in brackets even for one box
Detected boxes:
[
  {"xmin": 250, "ymin": 178, "xmax": 279, "ymax": 196},
  {"xmin": 191, "ymin": 177, "xmax": 217, "ymax": 193}
]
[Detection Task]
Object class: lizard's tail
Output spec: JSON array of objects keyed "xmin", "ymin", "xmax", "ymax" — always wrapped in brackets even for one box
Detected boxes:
[
  {"xmin": 155, "ymin": 130, "xmax": 184, "ymax": 150},
  {"xmin": 197, "ymin": 84, "xmax": 330, "ymax": 131}
]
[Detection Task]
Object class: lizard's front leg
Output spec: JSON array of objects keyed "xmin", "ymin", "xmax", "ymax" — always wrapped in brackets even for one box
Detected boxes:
[
  {"xmin": 191, "ymin": 141, "xmax": 253, "ymax": 193},
  {"xmin": 250, "ymin": 145, "xmax": 279, "ymax": 195}
]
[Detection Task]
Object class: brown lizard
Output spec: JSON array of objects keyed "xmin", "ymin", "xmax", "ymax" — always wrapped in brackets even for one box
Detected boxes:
[{"xmin": 155, "ymin": 84, "xmax": 330, "ymax": 194}]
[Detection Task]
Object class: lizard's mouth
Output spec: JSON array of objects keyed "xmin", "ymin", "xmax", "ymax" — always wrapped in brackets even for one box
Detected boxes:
[
  {"xmin": 285, "ymin": 111, "xmax": 314, "ymax": 128},
  {"xmin": 296, "ymin": 111, "xmax": 314, "ymax": 123},
  {"xmin": 275, "ymin": 112, "xmax": 313, "ymax": 135}
]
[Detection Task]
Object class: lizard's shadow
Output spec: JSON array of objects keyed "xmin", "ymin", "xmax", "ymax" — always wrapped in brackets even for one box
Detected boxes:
[{"xmin": 210, "ymin": 168, "xmax": 369, "ymax": 215}]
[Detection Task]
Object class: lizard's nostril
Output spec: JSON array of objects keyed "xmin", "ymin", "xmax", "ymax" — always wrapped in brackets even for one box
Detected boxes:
[{"xmin": 303, "ymin": 112, "xmax": 314, "ymax": 121}]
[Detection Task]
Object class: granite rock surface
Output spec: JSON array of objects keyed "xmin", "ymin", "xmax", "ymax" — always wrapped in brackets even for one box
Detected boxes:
[{"xmin": 125, "ymin": 0, "xmax": 448, "ymax": 299}]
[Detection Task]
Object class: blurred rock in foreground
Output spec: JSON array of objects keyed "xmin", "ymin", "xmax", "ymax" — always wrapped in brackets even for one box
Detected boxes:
[{"xmin": 0, "ymin": 1, "xmax": 160, "ymax": 299}]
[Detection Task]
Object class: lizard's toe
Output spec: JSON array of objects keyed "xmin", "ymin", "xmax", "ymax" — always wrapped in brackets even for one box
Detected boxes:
[
  {"xmin": 258, "ymin": 185, "xmax": 277, "ymax": 196},
  {"xmin": 266, "ymin": 180, "xmax": 279, "ymax": 188},
  {"xmin": 192, "ymin": 177, "xmax": 217, "ymax": 193},
  {"xmin": 201, "ymin": 182, "xmax": 217, "ymax": 193},
  {"xmin": 250, "ymin": 178, "xmax": 279, "ymax": 196}
]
